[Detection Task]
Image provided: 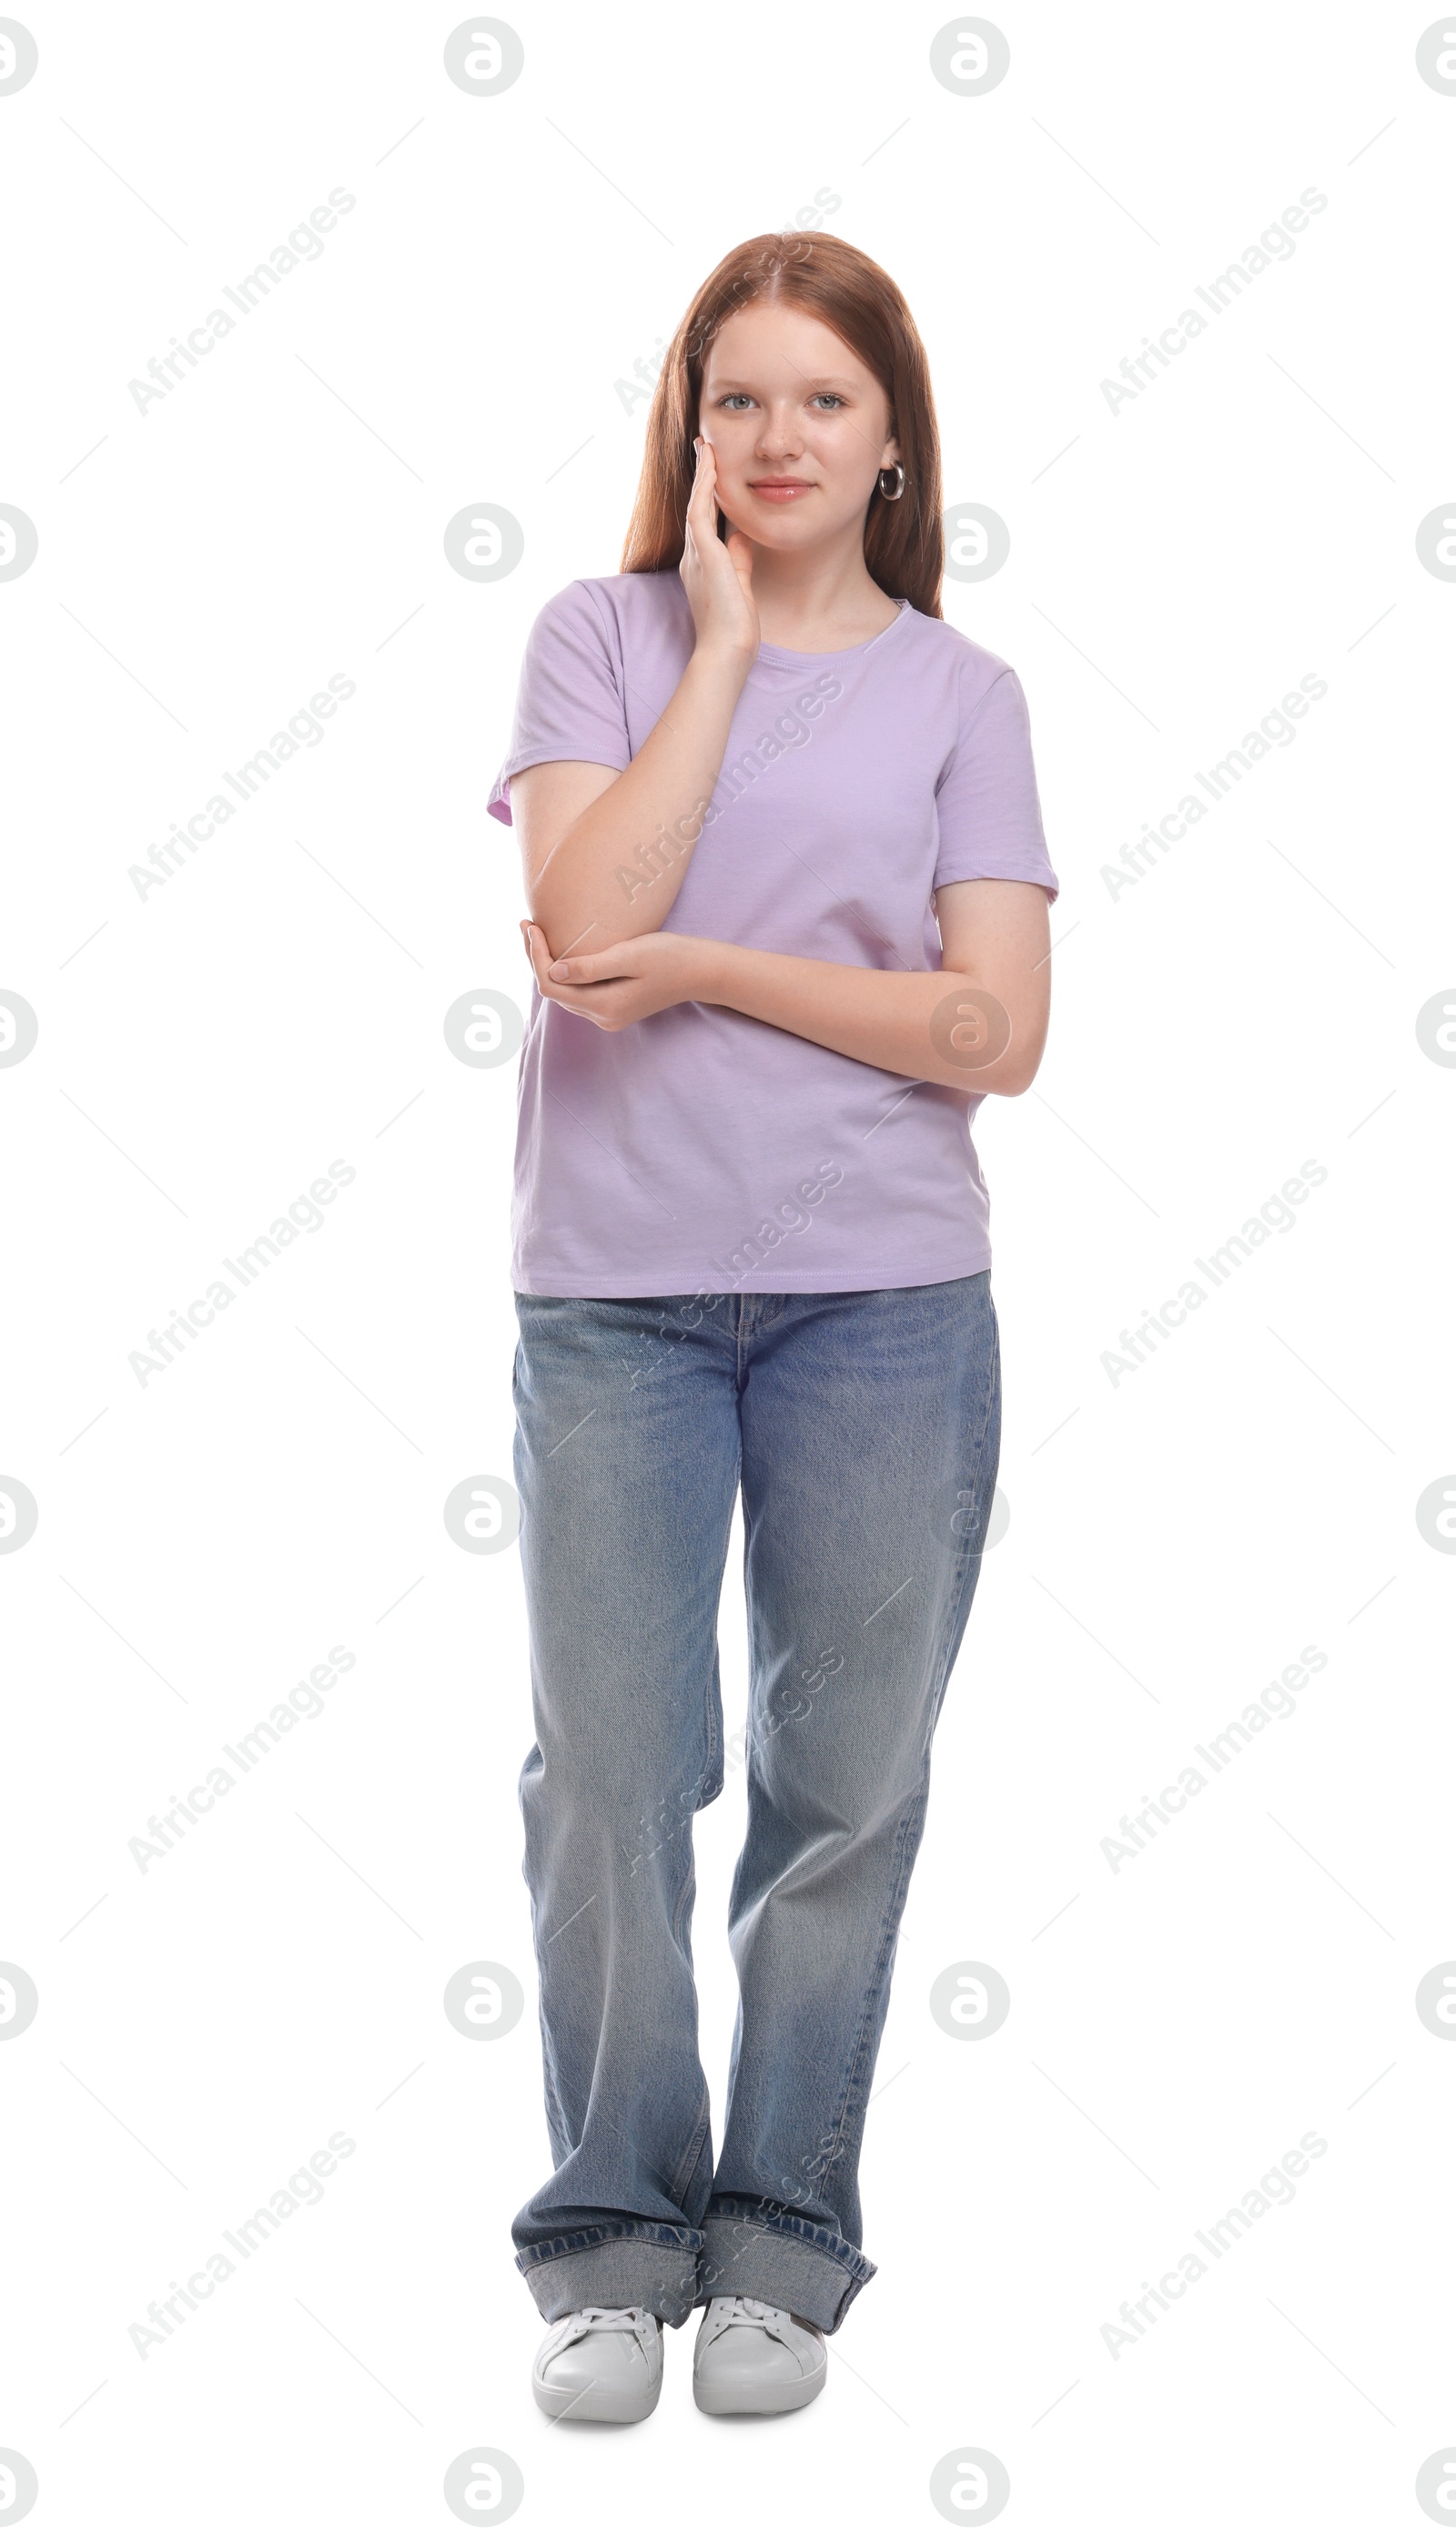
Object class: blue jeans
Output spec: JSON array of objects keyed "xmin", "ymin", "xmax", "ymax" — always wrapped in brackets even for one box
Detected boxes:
[{"xmin": 510, "ymin": 1275, "xmax": 1001, "ymax": 2333}]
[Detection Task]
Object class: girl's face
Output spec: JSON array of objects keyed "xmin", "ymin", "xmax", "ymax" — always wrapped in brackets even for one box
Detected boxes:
[{"xmin": 698, "ymin": 300, "xmax": 899, "ymax": 553}]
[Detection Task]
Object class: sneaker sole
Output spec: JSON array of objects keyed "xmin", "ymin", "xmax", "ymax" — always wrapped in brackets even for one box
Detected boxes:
[
  {"xmin": 693, "ymin": 2357, "xmax": 827, "ymax": 2417},
  {"xmin": 532, "ymin": 2369, "xmax": 662, "ymax": 2424}
]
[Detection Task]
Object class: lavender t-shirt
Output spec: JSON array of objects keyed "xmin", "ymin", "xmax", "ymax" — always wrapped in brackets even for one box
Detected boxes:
[{"xmin": 488, "ymin": 571, "xmax": 1057, "ymax": 1298}]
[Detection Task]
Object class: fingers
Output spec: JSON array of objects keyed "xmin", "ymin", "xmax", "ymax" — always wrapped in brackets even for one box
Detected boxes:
[
  {"xmin": 523, "ymin": 919, "xmax": 575, "ymax": 1005},
  {"xmin": 520, "ymin": 918, "xmax": 551, "ymax": 994},
  {"xmin": 685, "ymin": 434, "xmax": 716, "ymax": 537},
  {"xmin": 547, "ymin": 945, "xmax": 629, "ymax": 985},
  {"xmin": 725, "ymin": 526, "xmax": 754, "ymax": 582},
  {"xmin": 521, "ymin": 920, "xmax": 618, "ymax": 1024}
]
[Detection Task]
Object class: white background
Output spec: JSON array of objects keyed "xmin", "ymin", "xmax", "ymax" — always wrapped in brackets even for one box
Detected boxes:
[{"xmin": 3, "ymin": 1, "xmax": 1454, "ymax": 2535}]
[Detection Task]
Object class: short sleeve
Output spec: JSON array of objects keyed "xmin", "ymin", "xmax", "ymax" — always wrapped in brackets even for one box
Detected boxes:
[
  {"xmin": 488, "ymin": 581, "xmax": 632, "ymax": 825},
  {"xmin": 933, "ymin": 664, "xmax": 1058, "ymax": 900}
]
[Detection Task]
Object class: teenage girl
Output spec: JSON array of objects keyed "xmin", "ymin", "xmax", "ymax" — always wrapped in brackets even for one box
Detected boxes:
[{"xmin": 489, "ymin": 229, "xmax": 1057, "ymax": 2422}]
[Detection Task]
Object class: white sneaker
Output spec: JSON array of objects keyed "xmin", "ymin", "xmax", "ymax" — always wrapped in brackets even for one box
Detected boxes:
[
  {"xmin": 531, "ymin": 2305, "xmax": 663, "ymax": 2422},
  {"xmin": 693, "ymin": 2295, "xmax": 827, "ymax": 2416}
]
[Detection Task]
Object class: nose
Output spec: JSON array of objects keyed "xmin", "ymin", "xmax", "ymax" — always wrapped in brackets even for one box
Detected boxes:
[{"xmin": 754, "ymin": 403, "xmax": 804, "ymax": 460}]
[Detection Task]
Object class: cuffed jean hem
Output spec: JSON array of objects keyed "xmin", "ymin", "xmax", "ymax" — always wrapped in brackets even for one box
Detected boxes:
[
  {"xmin": 517, "ymin": 2226, "xmax": 704, "ymax": 2328},
  {"xmin": 698, "ymin": 2208, "xmax": 876, "ymax": 2334}
]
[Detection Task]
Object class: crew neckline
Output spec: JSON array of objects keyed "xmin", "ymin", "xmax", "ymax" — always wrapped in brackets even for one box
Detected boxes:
[{"xmin": 753, "ymin": 596, "xmax": 913, "ymax": 668}]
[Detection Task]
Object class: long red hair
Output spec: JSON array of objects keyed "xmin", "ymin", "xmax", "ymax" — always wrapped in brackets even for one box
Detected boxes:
[{"xmin": 621, "ymin": 232, "xmax": 944, "ymax": 618}]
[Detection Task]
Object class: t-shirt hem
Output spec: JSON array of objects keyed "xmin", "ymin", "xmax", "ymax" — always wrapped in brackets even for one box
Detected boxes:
[
  {"xmin": 511, "ymin": 1246, "xmax": 992, "ymax": 1299},
  {"xmin": 488, "ymin": 748, "xmax": 630, "ymax": 824},
  {"xmin": 934, "ymin": 861, "xmax": 1059, "ymax": 902}
]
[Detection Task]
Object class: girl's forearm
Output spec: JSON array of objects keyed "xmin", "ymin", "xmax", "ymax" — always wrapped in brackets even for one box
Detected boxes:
[
  {"xmin": 528, "ymin": 646, "xmax": 751, "ymax": 957},
  {"xmin": 694, "ymin": 939, "xmax": 1044, "ymax": 1096}
]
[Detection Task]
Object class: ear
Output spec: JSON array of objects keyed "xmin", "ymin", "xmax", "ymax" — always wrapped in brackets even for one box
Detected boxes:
[{"xmin": 879, "ymin": 432, "xmax": 902, "ymax": 469}]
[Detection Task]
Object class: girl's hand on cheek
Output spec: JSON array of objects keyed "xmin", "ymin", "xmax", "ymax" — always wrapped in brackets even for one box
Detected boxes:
[{"xmin": 679, "ymin": 437, "xmax": 759, "ymax": 665}]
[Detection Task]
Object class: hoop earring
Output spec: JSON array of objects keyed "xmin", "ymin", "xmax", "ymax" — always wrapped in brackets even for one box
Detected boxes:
[{"xmin": 876, "ymin": 463, "xmax": 905, "ymax": 502}]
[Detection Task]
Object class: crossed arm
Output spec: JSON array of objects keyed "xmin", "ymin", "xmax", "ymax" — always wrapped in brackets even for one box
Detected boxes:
[{"xmin": 511, "ymin": 748, "xmax": 1052, "ymax": 1099}]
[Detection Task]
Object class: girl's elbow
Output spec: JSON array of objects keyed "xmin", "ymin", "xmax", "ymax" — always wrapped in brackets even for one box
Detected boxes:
[{"xmin": 970, "ymin": 1042, "xmax": 1045, "ymax": 1098}]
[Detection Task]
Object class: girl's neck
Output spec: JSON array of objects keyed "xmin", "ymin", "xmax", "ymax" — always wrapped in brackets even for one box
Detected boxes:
[{"xmin": 733, "ymin": 532, "xmax": 901, "ymax": 654}]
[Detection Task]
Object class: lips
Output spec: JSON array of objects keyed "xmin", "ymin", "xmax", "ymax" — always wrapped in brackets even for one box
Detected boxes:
[{"xmin": 749, "ymin": 480, "xmax": 814, "ymax": 502}]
